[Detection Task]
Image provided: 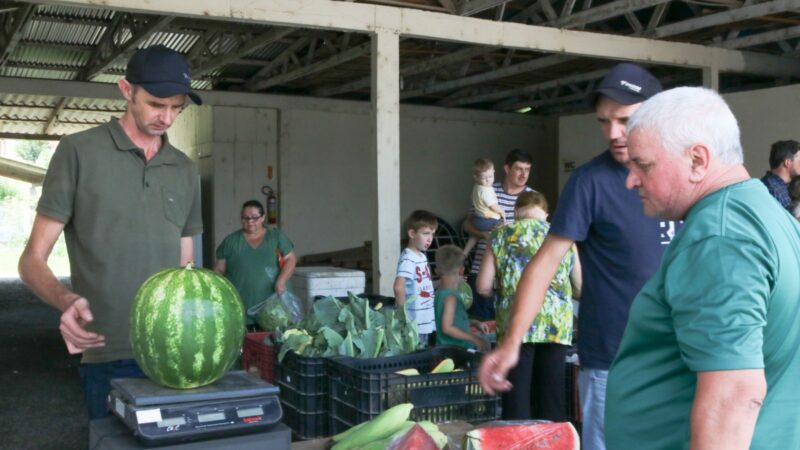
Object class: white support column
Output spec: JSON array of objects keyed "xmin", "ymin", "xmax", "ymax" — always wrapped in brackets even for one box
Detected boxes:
[
  {"xmin": 370, "ymin": 29, "xmax": 401, "ymax": 295},
  {"xmin": 702, "ymin": 65, "xmax": 720, "ymax": 91}
]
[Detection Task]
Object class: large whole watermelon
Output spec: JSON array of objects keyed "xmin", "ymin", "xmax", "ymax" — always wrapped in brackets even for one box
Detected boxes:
[{"xmin": 130, "ymin": 262, "xmax": 245, "ymax": 389}]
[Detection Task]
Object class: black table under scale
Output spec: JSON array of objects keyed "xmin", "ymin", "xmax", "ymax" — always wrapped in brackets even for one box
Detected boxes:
[{"xmin": 107, "ymin": 370, "xmax": 284, "ymax": 447}]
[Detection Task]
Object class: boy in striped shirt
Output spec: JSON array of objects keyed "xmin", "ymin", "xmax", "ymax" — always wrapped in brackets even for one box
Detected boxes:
[{"xmin": 394, "ymin": 210, "xmax": 438, "ymax": 346}]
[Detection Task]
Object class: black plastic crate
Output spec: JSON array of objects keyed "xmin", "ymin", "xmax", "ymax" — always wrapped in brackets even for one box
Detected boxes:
[
  {"xmin": 276, "ymin": 351, "xmax": 327, "ymax": 395},
  {"xmin": 280, "ymin": 400, "xmax": 329, "ymax": 440},
  {"xmin": 328, "ymin": 346, "xmax": 500, "ymax": 434},
  {"xmin": 277, "ymin": 379, "xmax": 327, "ymax": 412}
]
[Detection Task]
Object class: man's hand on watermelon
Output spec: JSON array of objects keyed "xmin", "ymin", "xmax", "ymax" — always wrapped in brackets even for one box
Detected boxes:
[
  {"xmin": 60, "ymin": 297, "xmax": 105, "ymax": 354},
  {"xmin": 478, "ymin": 344, "xmax": 518, "ymax": 395}
]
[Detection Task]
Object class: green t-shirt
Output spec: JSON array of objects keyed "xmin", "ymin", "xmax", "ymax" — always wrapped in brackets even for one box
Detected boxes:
[
  {"xmin": 491, "ymin": 218, "xmax": 574, "ymax": 345},
  {"xmin": 606, "ymin": 179, "xmax": 800, "ymax": 450},
  {"xmin": 215, "ymin": 228, "xmax": 294, "ymax": 322},
  {"xmin": 434, "ymin": 288, "xmax": 473, "ymax": 349},
  {"xmin": 37, "ymin": 120, "xmax": 203, "ymax": 363}
]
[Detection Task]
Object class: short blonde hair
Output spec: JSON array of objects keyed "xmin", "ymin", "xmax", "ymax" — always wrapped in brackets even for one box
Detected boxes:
[
  {"xmin": 514, "ymin": 191, "xmax": 548, "ymax": 213},
  {"xmin": 473, "ymin": 158, "xmax": 494, "ymax": 177},
  {"xmin": 435, "ymin": 245, "xmax": 465, "ymax": 275}
]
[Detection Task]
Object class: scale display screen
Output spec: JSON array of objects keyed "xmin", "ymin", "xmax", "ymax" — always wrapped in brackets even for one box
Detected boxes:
[
  {"xmin": 197, "ymin": 412, "xmax": 227, "ymax": 423},
  {"xmin": 237, "ymin": 407, "xmax": 263, "ymax": 418},
  {"xmin": 158, "ymin": 417, "xmax": 186, "ymax": 428}
]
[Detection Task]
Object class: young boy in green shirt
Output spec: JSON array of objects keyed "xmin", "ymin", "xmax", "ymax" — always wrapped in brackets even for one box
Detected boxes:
[{"xmin": 434, "ymin": 245, "xmax": 490, "ymax": 351}]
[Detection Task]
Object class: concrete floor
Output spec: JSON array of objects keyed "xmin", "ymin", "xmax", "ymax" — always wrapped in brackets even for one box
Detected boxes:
[{"xmin": 0, "ymin": 277, "xmax": 87, "ymax": 450}]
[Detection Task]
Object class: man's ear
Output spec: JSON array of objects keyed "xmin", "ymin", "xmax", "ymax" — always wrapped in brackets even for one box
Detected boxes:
[
  {"xmin": 688, "ymin": 144, "xmax": 711, "ymax": 183},
  {"xmin": 118, "ymin": 79, "xmax": 133, "ymax": 102}
]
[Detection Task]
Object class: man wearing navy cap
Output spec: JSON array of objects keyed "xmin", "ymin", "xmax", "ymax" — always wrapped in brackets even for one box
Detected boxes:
[
  {"xmin": 19, "ymin": 45, "xmax": 204, "ymax": 419},
  {"xmin": 479, "ymin": 63, "xmax": 680, "ymax": 450}
]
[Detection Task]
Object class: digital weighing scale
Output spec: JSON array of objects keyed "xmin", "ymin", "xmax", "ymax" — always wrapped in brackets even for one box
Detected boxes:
[{"xmin": 108, "ymin": 371, "xmax": 282, "ymax": 447}]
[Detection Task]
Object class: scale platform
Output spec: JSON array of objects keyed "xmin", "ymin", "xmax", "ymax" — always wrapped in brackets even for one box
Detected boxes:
[{"xmin": 108, "ymin": 371, "xmax": 283, "ymax": 447}]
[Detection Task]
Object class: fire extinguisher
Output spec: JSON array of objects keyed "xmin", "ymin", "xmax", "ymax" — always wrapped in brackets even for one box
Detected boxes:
[{"xmin": 261, "ymin": 185, "xmax": 278, "ymax": 226}]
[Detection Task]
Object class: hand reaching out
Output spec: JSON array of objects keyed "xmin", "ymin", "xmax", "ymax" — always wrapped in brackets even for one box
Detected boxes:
[
  {"xmin": 59, "ymin": 297, "xmax": 105, "ymax": 354},
  {"xmin": 478, "ymin": 344, "xmax": 519, "ymax": 395}
]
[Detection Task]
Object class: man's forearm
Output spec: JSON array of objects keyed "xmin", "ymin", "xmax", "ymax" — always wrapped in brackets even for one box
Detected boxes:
[
  {"xmin": 690, "ymin": 370, "xmax": 765, "ymax": 450},
  {"xmin": 18, "ymin": 214, "xmax": 78, "ymax": 312},
  {"xmin": 19, "ymin": 249, "xmax": 78, "ymax": 312},
  {"xmin": 463, "ymin": 215, "xmax": 489, "ymax": 239}
]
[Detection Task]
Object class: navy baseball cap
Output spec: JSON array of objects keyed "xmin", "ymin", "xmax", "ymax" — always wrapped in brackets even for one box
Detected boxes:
[
  {"xmin": 125, "ymin": 45, "xmax": 202, "ymax": 105},
  {"xmin": 589, "ymin": 63, "xmax": 662, "ymax": 106}
]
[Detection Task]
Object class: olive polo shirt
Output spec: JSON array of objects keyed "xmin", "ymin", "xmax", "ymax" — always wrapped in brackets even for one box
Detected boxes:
[{"xmin": 37, "ymin": 119, "xmax": 203, "ymax": 363}]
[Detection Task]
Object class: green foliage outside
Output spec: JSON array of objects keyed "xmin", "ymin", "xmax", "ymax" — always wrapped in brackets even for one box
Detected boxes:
[
  {"xmin": 15, "ymin": 140, "xmax": 48, "ymax": 164},
  {"xmin": 0, "ymin": 140, "xmax": 68, "ymax": 276},
  {"xmin": 0, "ymin": 179, "xmax": 18, "ymax": 201}
]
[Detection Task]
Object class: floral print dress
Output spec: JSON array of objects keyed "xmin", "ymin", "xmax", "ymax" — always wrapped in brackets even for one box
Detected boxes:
[{"xmin": 491, "ymin": 218, "xmax": 575, "ymax": 345}]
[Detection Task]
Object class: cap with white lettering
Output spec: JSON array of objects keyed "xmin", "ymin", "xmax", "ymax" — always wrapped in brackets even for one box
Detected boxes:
[{"xmin": 589, "ymin": 63, "xmax": 662, "ymax": 106}]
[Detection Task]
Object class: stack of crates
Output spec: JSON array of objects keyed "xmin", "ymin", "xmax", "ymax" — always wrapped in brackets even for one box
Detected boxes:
[
  {"xmin": 327, "ymin": 346, "xmax": 500, "ymax": 434},
  {"xmin": 275, "ymin": 351, "xmax": 329, "ymax": 439}
]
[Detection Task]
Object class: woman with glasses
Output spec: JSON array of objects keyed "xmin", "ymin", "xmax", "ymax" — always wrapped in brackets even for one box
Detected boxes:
[{"xmin": 214, "ymin": 199, "xmax": 297, "ymax": 328}]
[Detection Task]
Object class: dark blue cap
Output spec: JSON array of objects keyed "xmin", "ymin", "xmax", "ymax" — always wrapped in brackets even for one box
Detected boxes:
[
  {"xmin": 125, "ymin": 45, "xmax": 202, "ymax": 105},
  {"xmin": 590, "ymin": 63, "xmax": 662, "ymax": 106}
]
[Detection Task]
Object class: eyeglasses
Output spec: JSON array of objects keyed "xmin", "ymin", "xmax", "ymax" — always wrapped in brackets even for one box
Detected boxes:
[{"xmin": 241, "ymin": 215, "xmax": 263, "ymax": 222}]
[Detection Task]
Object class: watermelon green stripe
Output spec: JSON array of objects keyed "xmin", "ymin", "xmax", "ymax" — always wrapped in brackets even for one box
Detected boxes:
[{"xmin": 130, "ymin": 263, "xmax": 245, "ymax": 389}]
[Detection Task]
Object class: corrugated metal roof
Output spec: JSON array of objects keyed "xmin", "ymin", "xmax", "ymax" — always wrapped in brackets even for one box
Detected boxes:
[
  {"xmin": 36, "ymin": 4, "xmax": 116, "ymax": 21},
  {"xmin": 25, "ymin": 19, "xmax": 106, "ymax": 46},
  {"xmin": 0, "ymin": 0, "xmax": 796, "ymax": 139},
  {"xmin": 0, "ymin": 93, "xmax": 124, "ymax": 136}
]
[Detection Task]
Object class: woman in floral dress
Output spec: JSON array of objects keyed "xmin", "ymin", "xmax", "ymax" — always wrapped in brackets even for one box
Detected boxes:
[{"xmin": 477, "ymin": 191, "xmax": 581, "ymax": 420}]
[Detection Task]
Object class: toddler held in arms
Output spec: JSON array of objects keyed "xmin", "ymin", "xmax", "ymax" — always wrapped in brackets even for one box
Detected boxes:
[{"xmin": 464, "ymin": 158, "xmax": 505, "ymax": 255}]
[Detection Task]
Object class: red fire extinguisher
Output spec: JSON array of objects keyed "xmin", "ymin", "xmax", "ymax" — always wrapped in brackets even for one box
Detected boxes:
[{"xmin": 261, "ymin": 185, "xmax": 278, "ymax": 226}]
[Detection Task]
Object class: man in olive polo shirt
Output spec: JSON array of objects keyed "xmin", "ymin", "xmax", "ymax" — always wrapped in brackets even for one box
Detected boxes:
[{"xmin": 18, "ymin": 45, "xmax": 203, "ymax": 420}]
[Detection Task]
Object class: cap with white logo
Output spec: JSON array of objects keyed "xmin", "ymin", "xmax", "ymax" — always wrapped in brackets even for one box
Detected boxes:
[{"xmin": 589, "ymin": 63, "xmax": 662, "ymax": 106}]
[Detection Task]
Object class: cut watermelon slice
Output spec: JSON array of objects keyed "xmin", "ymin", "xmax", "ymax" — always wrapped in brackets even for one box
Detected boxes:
[
  {"xmin": 464, "ymin": 421, "xmax": 579, "ymax": 450},
  {"xmin": 386, "ymin": 424, "xmax": 440, "ymax": 450}
]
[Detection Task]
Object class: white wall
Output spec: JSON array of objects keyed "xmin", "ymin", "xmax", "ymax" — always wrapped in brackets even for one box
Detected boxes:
[
  {"xmin": 169, "ymin": 105, "xmax": 213, "ymax": 162},
  {"xmin": 724, "ymin": 84, "xmax": 800, "ymax": 176},
  {"xmin": 557, "ymin": 83, "xmax": 800, "ymax": 193},
  {"xmin": 278, "ymin": 105, "xmax": 552, "ymax": 256}
]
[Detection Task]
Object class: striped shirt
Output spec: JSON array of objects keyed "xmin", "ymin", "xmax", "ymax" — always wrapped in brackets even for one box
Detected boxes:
[{"xmin": 469, "ymin": 182, "xmax": 535, "ymax": 274}]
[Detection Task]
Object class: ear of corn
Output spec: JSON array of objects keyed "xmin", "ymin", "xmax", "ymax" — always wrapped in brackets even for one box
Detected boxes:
[
  {"xmin": 431, "ymin": 358, "xmax": 455, "ymax": 373},
  {"xmin": 332, "ymin": 420, "xmax": 368, "ymax": 442},
  {"xmin": 331, "ymin": 403, "xmax": 414, "ymax": 450}
]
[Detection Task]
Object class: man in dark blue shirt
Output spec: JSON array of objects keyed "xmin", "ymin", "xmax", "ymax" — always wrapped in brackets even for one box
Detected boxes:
[
  {"xmin": 478, "ymin": 63, "xmax": 680, "ymax": 450},
  {"xmin": 760, "ymin": 140, "xmax": 800, "ymax": 210}
]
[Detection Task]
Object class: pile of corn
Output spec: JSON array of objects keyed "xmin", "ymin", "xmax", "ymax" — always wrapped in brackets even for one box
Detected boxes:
[{"xmin": 330, "ymin": 403, "xmax": 447, "ymax": 450}]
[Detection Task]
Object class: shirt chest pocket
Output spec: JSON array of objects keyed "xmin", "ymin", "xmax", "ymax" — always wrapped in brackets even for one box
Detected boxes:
[{"xmin": 162, "ymin": 187, "xmax": 188, "ymax": 229}]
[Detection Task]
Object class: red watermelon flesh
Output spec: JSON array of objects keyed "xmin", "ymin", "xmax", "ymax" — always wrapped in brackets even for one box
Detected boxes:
[
  {"xmin": 387, "ymin": 424, "xmax": 439, "ymax": 450},
  {"xmin": 465, "ymin": 422, "xmax": 579, "ymax": 450}
]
